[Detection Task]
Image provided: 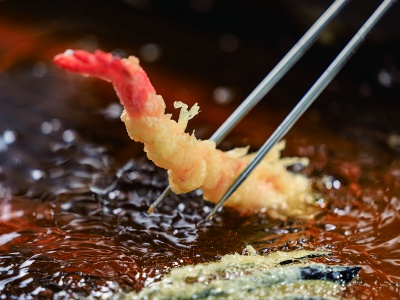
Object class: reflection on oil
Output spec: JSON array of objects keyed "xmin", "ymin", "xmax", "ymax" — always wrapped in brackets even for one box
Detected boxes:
[{"xmin": 0, "ymin": 64, "xmax": 399, "ymax": 299}]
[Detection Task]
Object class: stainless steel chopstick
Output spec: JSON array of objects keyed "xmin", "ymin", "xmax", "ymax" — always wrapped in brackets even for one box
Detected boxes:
[
  {"xmin": 147, "ymin": 0, "xmax": 349, "ymax": 214},
  {"xmin": 206, "ymin": 0, "xmax": 396, "ymax": 221}
]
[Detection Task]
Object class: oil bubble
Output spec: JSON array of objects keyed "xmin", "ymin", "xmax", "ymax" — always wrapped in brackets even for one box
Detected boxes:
[
  {"xmin": 62, "ymin": 129, "xmax": 77, "ymax": 143},
  {"xmin": 3, "ymin": 130, "xmax": 16, "ymax": 144},
  {"xmin": 218, "ymin": 33, "xmax": 239, "ymax": 52},
  {"xmin": 213, "ymin": 86, "xmax": 234, "ymax": 105},
  {"xmin": 31, "ymin": 169, "xmax": 46, "ymax": 181},
  {"xmin": 139, "ymin": 43, "xmax": 162, "ymax": 63},
  {"xmin": 378, "ymin": 69, "xmax": 392, "ymax": 87}
]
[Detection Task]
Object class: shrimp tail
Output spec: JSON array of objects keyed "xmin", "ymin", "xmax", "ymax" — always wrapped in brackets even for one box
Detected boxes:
[{"xmin": 54, "ymin": 49, "xmax": 162, "ymax": 117}]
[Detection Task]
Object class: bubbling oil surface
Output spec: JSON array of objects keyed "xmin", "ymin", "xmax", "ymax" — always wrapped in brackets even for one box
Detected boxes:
[{"xmin": 0, "ymin": 69, "xmax": 399, "ymax": 299}]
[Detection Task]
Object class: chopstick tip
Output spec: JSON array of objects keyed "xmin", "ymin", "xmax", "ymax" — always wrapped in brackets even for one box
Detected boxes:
[
  {"xmin": 147, "ymin": 205, "xmax": 155, "ymax": 214},
  {"xmin": 205, "ymin": 212, "xmax": 215, "ymax": 221}
]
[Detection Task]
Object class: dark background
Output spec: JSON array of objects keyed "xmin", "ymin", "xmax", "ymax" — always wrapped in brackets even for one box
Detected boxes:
[{"xmin": 0, "ymin": 0, "xmax": 399, "ymax": 145}]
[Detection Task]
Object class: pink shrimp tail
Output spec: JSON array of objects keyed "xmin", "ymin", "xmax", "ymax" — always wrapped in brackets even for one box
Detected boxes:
[{"xmin": 54, "ymin": 49, "xmax": 157, "ymax": 117}]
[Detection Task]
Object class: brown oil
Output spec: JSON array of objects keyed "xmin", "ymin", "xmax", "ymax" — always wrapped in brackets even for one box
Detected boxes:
[{"xmin": 0, "ymin": 63, "xmax": 399, "ymax": 300}]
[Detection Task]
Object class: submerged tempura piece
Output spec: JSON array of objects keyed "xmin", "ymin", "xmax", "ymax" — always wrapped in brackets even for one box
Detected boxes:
[
  {"xmin": 54, "ymin": 50, "xmax": 314, "ymax": 215},
  {"xmin": 123, "ymin": 248, "xmax": 360, "ymax": 299}
]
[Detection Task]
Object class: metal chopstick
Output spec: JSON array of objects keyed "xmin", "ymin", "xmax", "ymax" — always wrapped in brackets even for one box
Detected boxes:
[
  {"xmin": 147, "ymin": 0, "xmax": 349, "ymax": 214},
  {"xmin": 206, "ymin": 0, "xmax": 397, "ymax": 221}
]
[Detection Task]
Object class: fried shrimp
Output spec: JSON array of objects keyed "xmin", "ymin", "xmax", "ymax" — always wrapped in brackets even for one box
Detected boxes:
[{"xmin": 54, "ymin": 50, "xmax": 313, "ymax": 215}]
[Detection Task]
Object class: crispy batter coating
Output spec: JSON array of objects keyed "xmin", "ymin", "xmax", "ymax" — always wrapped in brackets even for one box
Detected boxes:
[{"xmin": 54, "ymin": 50, "xmax": 313, "ymax": 215}]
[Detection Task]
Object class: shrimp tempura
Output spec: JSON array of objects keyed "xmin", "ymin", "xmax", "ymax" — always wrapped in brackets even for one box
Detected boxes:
[{"xmin": 54, "ymin": 50, "xmax": 314, "ymax": 215}]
